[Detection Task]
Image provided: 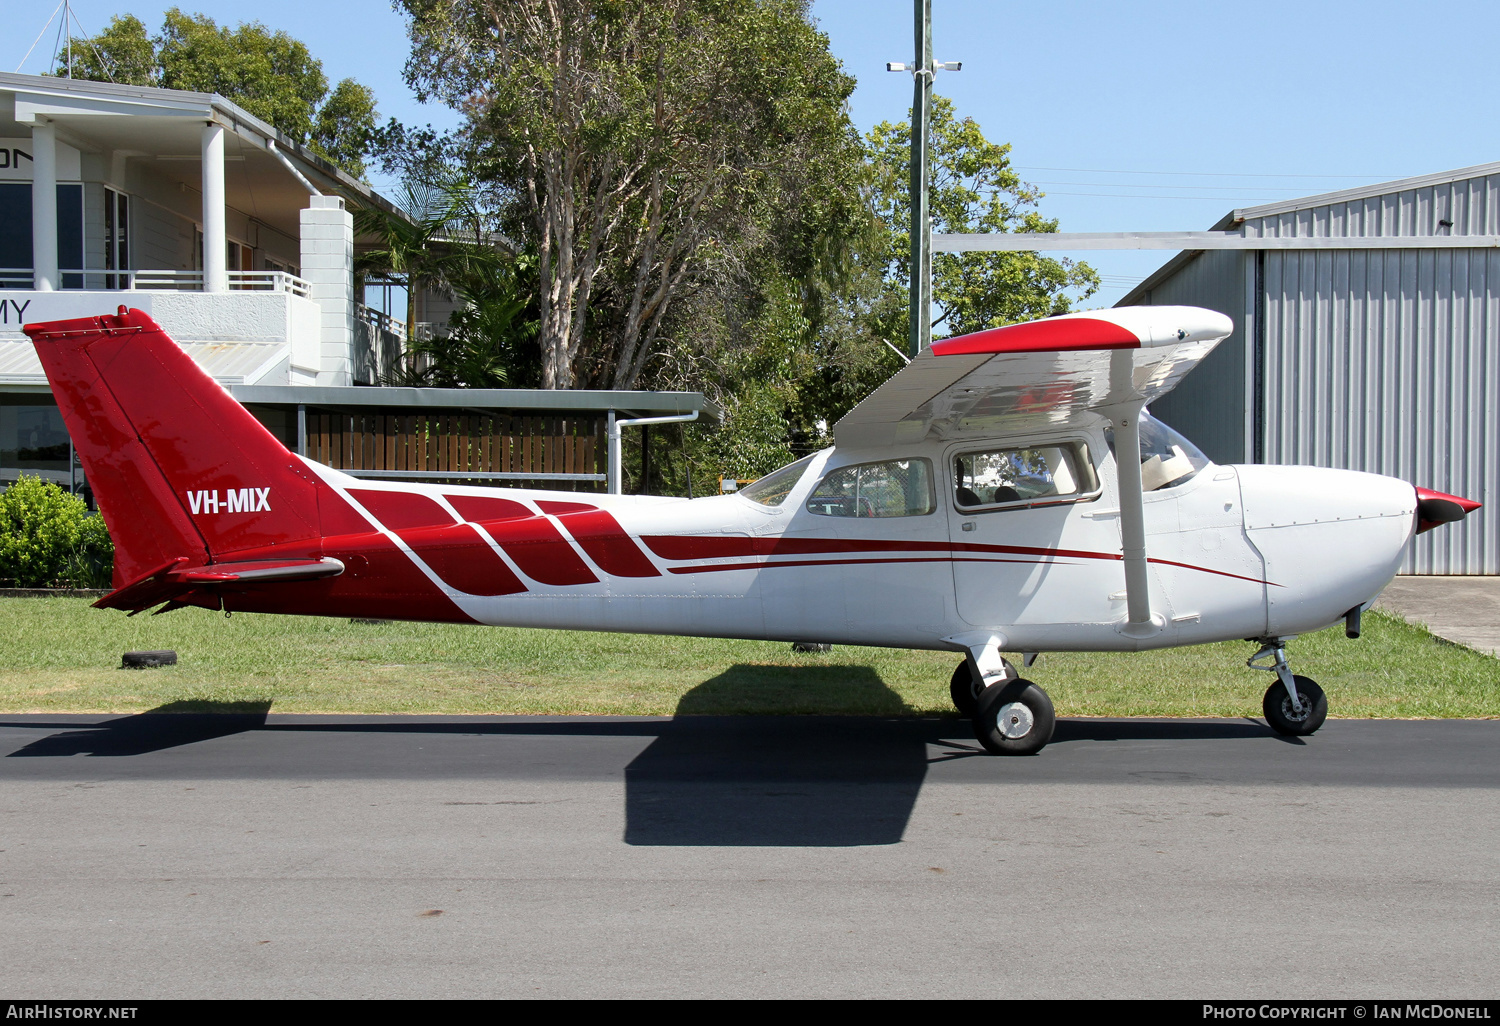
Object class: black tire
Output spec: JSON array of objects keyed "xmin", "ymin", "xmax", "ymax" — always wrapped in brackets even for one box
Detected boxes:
[
  {"xmin": 949, "ymin": 657, "xmax": 1018, "ymax": 718},
  {"xmin": 122, "ymin": 650, "xmax": 177, "ymax": 669},
  {"xmin": 973, "ymin": 679, "xmax": 1055, "ymax": 755},
  {"xmin": 1262, "ymin": 675, "xmax": 1328, "ymax": 736}
]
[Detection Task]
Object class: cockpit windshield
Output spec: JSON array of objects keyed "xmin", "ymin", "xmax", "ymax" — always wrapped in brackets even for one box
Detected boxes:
[
  {"xmin": 1104, "ymin": 410, "xmax": 1211, "ymax": 491},
  {"xmin": 738, "ymin": 454, "xmax": 817, "ymax": 507}
]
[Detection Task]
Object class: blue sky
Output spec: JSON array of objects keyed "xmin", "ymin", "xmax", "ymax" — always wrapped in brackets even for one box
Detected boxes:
[{"xmin": 10, "ymin": 1, "xmax": 1500, "ymax": 305}]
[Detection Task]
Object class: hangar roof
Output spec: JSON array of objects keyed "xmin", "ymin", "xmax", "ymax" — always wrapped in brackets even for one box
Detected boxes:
[{"xmin": 1212, "ymin": 159, "xmax": 1500, "ymax": 229}]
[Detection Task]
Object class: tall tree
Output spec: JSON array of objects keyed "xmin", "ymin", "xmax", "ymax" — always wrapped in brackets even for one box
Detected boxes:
[
  {"xmin": 400, "ymin": 0, "xmax": 867, "ymax": 390},
  {"xmin": 56, "ymin": 9, "xmax": 379, "ymax": 177},
  {"xmin": 867, "ymin": 96, "xmax": 1100, "ymax": 335}
]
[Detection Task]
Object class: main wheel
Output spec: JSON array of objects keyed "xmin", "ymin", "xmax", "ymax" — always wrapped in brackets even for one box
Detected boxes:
[
  {"xmin": 973, "ymin": 679, "xmax": 1055, "ymax": 755},
  {"xmin": 949, "ymin": 657, "xmax": 1018, "ymax": 718},
  {"xmin": 1262, "ymin": 675, "xmax": 1328, "ymax": 736}
]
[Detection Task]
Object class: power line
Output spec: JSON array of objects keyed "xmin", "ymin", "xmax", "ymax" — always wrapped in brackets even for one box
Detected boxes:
[
  {"xmin": 1031, "ymin": 180, "xmax": 1313, "ymax": 193},
  {"xmin": 1016, "ymin": 164, "xmax": 1404, "ymax": 180},
  {"xmin": 1039, "ymin": 191, "xmax": 1286, "ymax": 201}
]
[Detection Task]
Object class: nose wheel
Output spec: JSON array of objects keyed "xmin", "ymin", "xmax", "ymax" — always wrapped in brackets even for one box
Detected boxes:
[
  {"xmin": 1263, "ymin": 676, "xmax": 1327, "ymax": 735},
  {"xmin": 1249, "ymin": 642, "xmax": 1328, "ymax": 736}
]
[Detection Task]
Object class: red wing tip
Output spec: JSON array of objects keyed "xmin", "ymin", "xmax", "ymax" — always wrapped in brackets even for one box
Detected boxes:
[{"xmin": 930, "ymin": 317, "xmax": 1141, "ymax": 356}]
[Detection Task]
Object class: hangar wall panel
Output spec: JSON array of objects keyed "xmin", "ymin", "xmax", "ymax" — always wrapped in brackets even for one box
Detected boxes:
[
  {"xmin": 1124, "ymin": 167, "xmax": 1500, "ymax": 573},
  {"xmin": 1135, "ymin": 249, "xmax": 1249, "ymax": 465},
  {"xmin": 1259, "ymin": 246, "xmax": 1498, "ymax": 574}
]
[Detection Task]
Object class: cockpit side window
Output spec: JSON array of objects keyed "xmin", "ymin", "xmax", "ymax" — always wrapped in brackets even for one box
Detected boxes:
[{"xmin": 953, "ymin": 442, "xmax": 1098, "ymax": 511}]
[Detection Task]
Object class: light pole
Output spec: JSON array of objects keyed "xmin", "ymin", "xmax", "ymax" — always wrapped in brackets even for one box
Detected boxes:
[{"xmin": 888, "ymin": 1, "xmax": 960, "ymax": 358}]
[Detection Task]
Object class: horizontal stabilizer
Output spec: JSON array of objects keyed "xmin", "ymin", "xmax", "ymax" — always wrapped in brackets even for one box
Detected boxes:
[
  {"xmin": 175, "ymin": 558, "xmax": 346, "ymax": 584},
  {"xmin": 93, "ymin": 557, "xmax": 192, "ymax": 612},
  {"xmin": 95, "ymin": 557, "xmax": 346, "ymax": 613}
]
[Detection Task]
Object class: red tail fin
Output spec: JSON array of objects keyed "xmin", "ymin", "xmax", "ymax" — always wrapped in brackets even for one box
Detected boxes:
[{"xmin": 24, "ymin": 307, "xmax": 321, "ymax": 586}]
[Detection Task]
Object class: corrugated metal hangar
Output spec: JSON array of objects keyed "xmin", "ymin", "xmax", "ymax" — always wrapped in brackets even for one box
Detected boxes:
[{"xmin": 1122, "ymin": 162, "xmax": 1500, "ymax": 575}]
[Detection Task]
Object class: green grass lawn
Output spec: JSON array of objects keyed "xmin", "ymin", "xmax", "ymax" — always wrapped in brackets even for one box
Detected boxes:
[{"xmin": 0, "ymin": 598, "xmax": 1494, "ymax": 718}]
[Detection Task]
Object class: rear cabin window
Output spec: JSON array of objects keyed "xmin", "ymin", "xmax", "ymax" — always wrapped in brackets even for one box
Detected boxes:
[
  {"xmin": 739, "ymin": 454, "xmax": 815, "ymax": 507},
  {"xmin": 953, "ymin": 444, "xmax": 1097, "ymax": 510},
  {"xmin": 807, "ymin": 458, "xmax": 934, "ymax": 518}
]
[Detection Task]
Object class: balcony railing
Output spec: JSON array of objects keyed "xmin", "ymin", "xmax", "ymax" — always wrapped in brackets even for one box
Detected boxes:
[
  {"xmin": 0, "ymin": 268, "xmax": 311, "ymax": 298},
  {"xmin": 354, "ymin": 303, "xmax": 408, "ymax": 343},
  {"xmin": 353, "ymin": 303, "xmax": 408, "ymax": 385},
  {"xmin": 133, "ymin": 270, "xmax": 312, "ymax": 298}
]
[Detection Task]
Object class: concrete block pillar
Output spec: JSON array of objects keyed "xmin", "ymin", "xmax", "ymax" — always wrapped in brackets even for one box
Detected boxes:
[
  {"xmin": 299, "ymin": 195, "xmax": 354, "ymax": 386},
  {"xmin": 201, "ymin": 123, "xmax": 227, "ymax": 293},
  {"xmin": 30, "ymin": 121, "xmax": 58, "ymax": 292}
]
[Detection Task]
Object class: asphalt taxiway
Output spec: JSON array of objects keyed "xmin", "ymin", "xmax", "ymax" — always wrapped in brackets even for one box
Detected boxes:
[{"xmin": 1, "ymin": 712, "xmax": 1496, "ymax": 998}]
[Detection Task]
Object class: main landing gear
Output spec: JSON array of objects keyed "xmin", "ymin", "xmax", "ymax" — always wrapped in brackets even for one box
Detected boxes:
[
  {"xmin": 951, "ymin": 658, "xmax": 1056, "ymax": 756},
  {"xmin": 1248, "ymin": 642, "xmax": 1328, "ymax": 736},
  {"xmin": 952, "ymin": 640, "xmax": 1330, "ymax": 754}
]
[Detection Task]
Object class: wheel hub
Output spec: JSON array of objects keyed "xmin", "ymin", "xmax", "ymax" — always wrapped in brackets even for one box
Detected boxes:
[
  {"xmin": 996, "ymin": 701, "xmax": 1034, "ymax": 739},
  {"xmin": 1280, "ymin": 695, "xmax": 1309, "ymax": 723}
]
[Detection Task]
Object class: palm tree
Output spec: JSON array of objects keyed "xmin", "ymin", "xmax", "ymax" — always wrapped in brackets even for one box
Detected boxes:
[
  {"xmin": 354, "ymin": 178, "xmax": 536, "ymax": 387},
  {"xmin": 353, "ymin": 178, "xmax": 511, "ymax": 342}
]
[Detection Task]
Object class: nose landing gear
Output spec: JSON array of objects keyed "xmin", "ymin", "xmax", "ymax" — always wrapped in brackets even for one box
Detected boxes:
[{"xmin": 1248, "ymin": 642, "xmax": 1328, "ymax": 736}]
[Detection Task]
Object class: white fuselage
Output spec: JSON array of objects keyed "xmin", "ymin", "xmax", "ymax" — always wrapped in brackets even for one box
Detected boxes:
[{"xmin": 307, "ymin": 422, "xmax": 1418, "ymax": 655}]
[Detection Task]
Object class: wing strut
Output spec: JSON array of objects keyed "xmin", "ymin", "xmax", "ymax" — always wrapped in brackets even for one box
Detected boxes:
[{"xmin": 1099, "ymin": 394, "xmax": 1163, "ymax": 638}]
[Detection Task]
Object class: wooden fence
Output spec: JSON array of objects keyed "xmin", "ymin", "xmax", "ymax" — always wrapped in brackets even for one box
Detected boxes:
[{"xmin": 302, "ymin": 412, "xmax": 605, "ymax": 488}]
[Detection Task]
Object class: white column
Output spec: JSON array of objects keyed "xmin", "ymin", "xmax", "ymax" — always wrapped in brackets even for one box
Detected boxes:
[
  {"xmin": 201, "ymin": 122, "xmax": 227, "ymax": 293},
  {"xmin": 30, "ymin": 121, "xmax": 58, "ymax": 292},
  {"xmin": 300, "ymin": 196, "xmax": 355, "ymax": 385}
]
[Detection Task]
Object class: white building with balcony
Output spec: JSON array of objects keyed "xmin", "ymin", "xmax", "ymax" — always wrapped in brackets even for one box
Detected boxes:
[
  {"xmin": 0, "ymin": 71, "xmax": 407, "ymax": 488},
  {"xmin": 0, "ymin": 72, "xmax": 719, "ymax": 500}
]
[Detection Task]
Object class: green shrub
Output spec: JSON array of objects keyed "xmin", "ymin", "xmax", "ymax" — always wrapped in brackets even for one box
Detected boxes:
[{"xmin": 0, "ymin": 475, "xmax": 114, "ymax": 588}]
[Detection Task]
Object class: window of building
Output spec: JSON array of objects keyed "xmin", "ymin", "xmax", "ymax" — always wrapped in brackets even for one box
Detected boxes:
[
  {"xmin": 0, "ymin": 183, "xmax": 82, "ymax": 288},
  {"xmin": 806, "ymin": 458, "xmax": 934, "ymax": 518},
  {"xmin": 104, "ymin": 187, "xmax": 129, "ymax": 289},
  {"xmin": 0, "ymin": 399, "xmax": 72, "ymax": 491},
  {"xmin": 57, "ymin": 184, "xmax": 82, "ymax": 288}
]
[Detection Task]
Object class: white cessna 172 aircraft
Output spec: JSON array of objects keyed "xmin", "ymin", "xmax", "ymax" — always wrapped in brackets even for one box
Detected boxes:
[{"xmin": 24, "ymin": 305, "xmax": 1479, "ymax": 754}]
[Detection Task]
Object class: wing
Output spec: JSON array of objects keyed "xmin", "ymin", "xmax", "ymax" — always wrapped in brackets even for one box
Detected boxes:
[{"xmin": 833, "ymin": 306, "xmax": 1233, "ymax": 448}]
